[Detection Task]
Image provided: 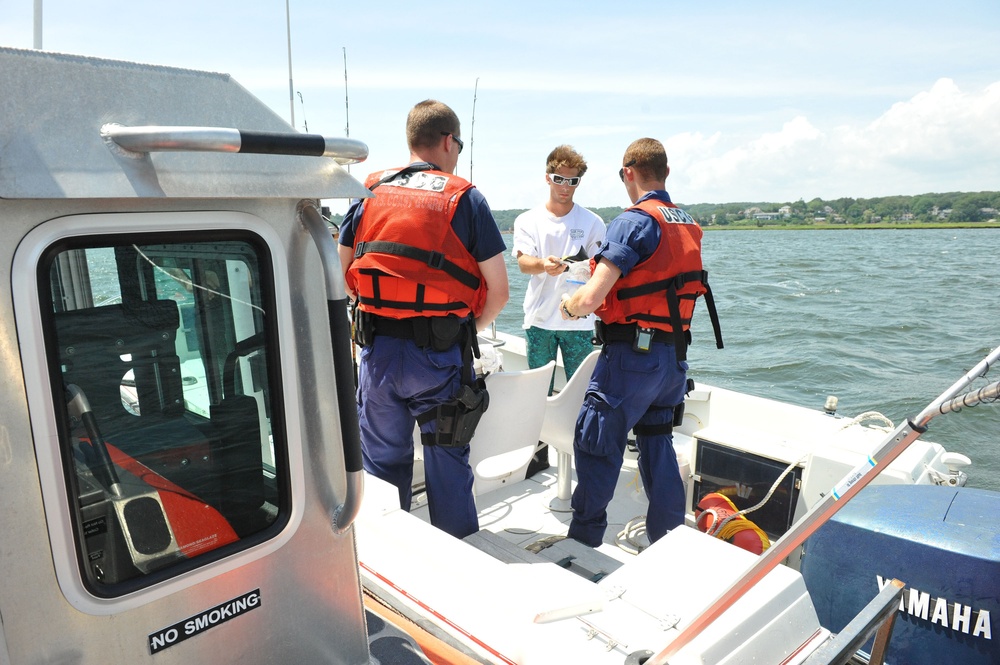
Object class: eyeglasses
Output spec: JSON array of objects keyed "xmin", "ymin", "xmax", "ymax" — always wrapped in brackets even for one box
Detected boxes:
[
  {"xmin": 619, "ymin": 159, "xmax": 637, "ymax": 182},
  {"xmin": 441, "ymin": 132, "xmax": 464, "ymax": 154},
  {"xmin": 548, "ymin": 174, "xmax": 581, "ymax": 187}
]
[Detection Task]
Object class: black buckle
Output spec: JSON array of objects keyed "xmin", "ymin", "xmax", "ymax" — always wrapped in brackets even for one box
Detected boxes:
[
  {"xmin": 427, "ymin": 251, "xmax": 445, "ymax": 270},
  {"xmin": 354, "ymin": 242, "xmax": 367, "ymax": 259}
]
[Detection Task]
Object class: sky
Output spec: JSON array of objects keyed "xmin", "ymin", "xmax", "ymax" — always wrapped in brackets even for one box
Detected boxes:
[{"xmin": 2, "ymin": 1, "xmax": 999, "ymax": 214}]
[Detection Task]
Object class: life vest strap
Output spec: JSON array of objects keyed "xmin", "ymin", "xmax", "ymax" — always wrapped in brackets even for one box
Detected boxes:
[
  {"xmin": 702, "ymin": 282, "xmax": 724, "ymax": 351},
  {"xmin": 615, "ymin": 270, "xmax": 708, "ymax": 301},
  {"xmin": 614, "ymin": 269, "xmax": 724, "ymax": 361},
  {"xmin": 628, "ymin": 312, "xmax": 694, "ymax": 325},
  {"xmin": 367, "ymin": 163, "xmax": 435, "ymax": 191},
  {"xmin": 356, "ymin": 296, "xmax": 466, "ymax": 312},
  {"xmin": 666, "ymin": 285, "xmax": 687, "ymax": 361},
  {"xmin": 354, "ymin": 240, "xmax": 481, "ymax": 291},
  {"xmin": 355, "ymin": 267, "xmax": 470, "ymax": 313}
]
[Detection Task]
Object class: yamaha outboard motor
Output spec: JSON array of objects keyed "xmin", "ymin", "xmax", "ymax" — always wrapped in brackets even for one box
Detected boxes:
[{"xmin": 801, "ymin": 484, "xmax": 998, "ymax": 664}]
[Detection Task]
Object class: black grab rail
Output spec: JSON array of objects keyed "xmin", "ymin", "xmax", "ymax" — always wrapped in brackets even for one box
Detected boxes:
[{"xmin": 300, "ymin": 202, "xmax": 364, "ymax": 533}]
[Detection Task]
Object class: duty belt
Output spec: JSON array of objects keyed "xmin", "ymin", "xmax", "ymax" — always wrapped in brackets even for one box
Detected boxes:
[
  {"xmin": 355, "ymin": 311, "xmax": 478, "ymax": 356},
  {"xmin": 370, "ymin": 315, "xmax": 429, "ymax": 340},
  {"xmin": 594, "ymin": 321, "xmax": 678, "ymax": 345}
]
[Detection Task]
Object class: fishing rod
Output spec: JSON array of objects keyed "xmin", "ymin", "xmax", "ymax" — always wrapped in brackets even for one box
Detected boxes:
[
  {"xmin": 285, "ymin": 0, "xmax": 295, "ymax": 128},
  {"xmin": 297, "ymin": 91, "xmax": 308, "ymax": 132},
  {"xmin": 469, "ymin": 78, "xmax": 494, "ymax": 336},
  {"xmin": 650, "ymin": 343, "xmax": 1000, "ymax": 664},
  {"xmin": 34, "ymin": 0, "xmax": 43, "ymax": 49},
  {"xmin": 469, "ymin": 77, "xmax": 478, "ymax": 182},
  {"xmin": 343, "ymin": 46, "xmax": 350, "ymax": 173}
]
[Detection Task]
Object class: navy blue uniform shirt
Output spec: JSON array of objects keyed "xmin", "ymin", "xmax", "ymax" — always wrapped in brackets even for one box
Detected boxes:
[{"xmin": 594, "ymin": 190, "xmax": 674, "ymax": 278}]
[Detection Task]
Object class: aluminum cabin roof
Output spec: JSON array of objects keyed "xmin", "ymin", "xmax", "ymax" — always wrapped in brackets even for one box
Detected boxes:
[{"xmin": 0, "ymin": 46, "xmax": 371, "ymax": 201}]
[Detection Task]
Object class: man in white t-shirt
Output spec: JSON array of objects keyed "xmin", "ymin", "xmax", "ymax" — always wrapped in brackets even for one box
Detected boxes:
[{"xmin": 512, "ymin": 145, "xmax": 606, "ymax": 402}]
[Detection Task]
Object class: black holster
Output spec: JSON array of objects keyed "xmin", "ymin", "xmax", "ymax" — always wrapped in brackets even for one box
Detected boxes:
[{"xmin": 417, "ymin": 378, "xmax": 490, "ymax": 448}]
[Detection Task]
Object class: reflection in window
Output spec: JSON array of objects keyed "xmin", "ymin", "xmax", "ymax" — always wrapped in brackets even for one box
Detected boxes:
[{"xmin": 43, "ymin": 237, "xmax": 285, "ymax": 595}]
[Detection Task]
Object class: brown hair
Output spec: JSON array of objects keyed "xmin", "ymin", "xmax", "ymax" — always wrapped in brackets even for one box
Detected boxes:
[
  {"xmin": 406, "ymin": 100, "xmax": 460, "ymax": 151},
  {"xmin": 546, "ymin": 144, "xmax": 589, "ymax": 176},
  {"xmin": 623, "ymin": 138, "xmax": 668, "ymax": 182}
]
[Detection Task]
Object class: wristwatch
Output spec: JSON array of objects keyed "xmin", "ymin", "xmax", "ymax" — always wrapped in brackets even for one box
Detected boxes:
[{"xmin": 561, "ymin": 301, "xmax": 576, "ymax": 319}]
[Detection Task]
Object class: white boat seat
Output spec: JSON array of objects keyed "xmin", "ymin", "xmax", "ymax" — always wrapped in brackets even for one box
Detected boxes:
[
  {"xmin": 538, "ymin": 350, "xmax": 601, "ymax": 503},
  {"xmin": 467, "ymin": 361, "xmax": 555, "ymax": 496}
]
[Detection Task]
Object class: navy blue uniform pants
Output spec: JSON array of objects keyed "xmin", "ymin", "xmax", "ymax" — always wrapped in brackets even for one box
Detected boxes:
[
  {"xmin": 357, "ymin": 335, "xmax": 478, "ymax": 539},
  {"xmin": 567, "ymin": 341, "xmax": 688, "ymax": 548}
]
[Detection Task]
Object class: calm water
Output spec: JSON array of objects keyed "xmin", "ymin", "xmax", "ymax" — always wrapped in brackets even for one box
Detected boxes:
[{"xmin": 495, "ymin": 229, "xmax": 1000, "ymax": 492}]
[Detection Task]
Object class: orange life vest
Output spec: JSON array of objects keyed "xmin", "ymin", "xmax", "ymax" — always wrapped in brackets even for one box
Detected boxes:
[
  {"xmin": 594, "ymin": 198, "xmax": 707, "ymax": 333},
  {"xmin": 347, "ymin": 166, "xmax": 487, "ymax": 319}
]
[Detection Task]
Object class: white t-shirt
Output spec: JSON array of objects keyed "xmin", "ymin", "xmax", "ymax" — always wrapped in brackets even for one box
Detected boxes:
[{"xmin": 511, "ymin": 203, "xmax": 607, "ymax": 331}]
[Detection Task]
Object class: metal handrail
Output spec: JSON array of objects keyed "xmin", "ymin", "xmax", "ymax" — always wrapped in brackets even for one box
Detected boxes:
[
  {"xmin": 300, "ymin": 203, "xmax": 364, "ymax": 533},
  {"xmin": 802, "ymin": 579, "xmax": 905, "ymax": 665},
  {"xmin": 650, "ymin": 344, "xmax": 1000, "ymax": 664},
  {"xmin": 101, "ymin": 124, "xmax": 368, "ymax": 165}
]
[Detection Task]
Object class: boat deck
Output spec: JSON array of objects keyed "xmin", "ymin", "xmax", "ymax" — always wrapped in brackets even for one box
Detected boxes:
[
  {"xmin": 355, "ymin": 452, "xmax": 826, "ymax": 665},
  {"xmin": 353, "ymin": 333, "xmax": 970, "ymax": 663},
  {"xmin": 412, "ymin": 446, "xmax": 651, "ymax": 569}
]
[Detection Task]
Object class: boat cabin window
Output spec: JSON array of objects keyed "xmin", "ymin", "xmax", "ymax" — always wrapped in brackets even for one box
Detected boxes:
[{"xmin": 39, "ymin": 233, "xmax": 288, "ymax": 597}]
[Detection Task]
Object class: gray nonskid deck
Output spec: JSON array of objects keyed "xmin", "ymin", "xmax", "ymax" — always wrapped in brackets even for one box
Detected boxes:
[
  {"xmin": 463, "ymin": 528, "xmax": 625, "ymax": 583},
  {"xmin": 412, "ymin": 447, "xmax": 651, "ymax": 579}
]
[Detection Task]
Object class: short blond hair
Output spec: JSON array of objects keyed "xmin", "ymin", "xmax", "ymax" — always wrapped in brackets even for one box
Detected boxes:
[
  {"xmin": 406, "ymin": 100, "xmax": 460, "ymax": 151},
  {"xmin": 546, "ymin": 145, "xmax": 588, "ymax": 176},
  {"xmin": 623, "ymin": 138, "xmax": 668, "ymax": 182}
]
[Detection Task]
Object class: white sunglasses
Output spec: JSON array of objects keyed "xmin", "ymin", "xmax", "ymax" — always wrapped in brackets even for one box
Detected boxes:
[{"xmin": 548, "ymin": 174, "xmax": 581, "ymax": 187}]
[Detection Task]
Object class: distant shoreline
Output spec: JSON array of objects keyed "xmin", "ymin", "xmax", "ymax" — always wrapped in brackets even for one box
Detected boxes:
[
  {"xmin": 500, "ymin": 222, "xmax": 1000, "ymax": 233},
  {"xmin": 701, "ymin": 222, "xmax": 1000, "ymax": 231}
]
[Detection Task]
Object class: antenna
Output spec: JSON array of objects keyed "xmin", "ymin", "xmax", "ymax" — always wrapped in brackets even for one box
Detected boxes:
[
  {"xmin": 470, "ymin": 77, "xmax": 479, "ymax": 182},
  {"xmin": 297, "ymin": 91, "xmax": 308, "ymax": 132},
  {"xmin": 33, "ymin": 0, "xmax": 43, "ymax": 49},
  {"xmin": 343, "ymin": 47, "xmax": 351, "ymax": 171},
  {"xmin": 285, "ymin": 0, "xmax": 295, "ymax": 127}
]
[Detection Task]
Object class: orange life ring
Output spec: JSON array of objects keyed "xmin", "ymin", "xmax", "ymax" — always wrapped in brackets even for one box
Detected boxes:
[{"xmin": 695, "ymin": 492, "xmax": 770, "ymax": 555}]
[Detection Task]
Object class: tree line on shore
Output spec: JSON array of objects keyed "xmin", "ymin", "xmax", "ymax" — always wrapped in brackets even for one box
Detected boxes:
[
  {"xmin": 687, "ymin": 190, "xmax": 1000, "ymax": 228},
  {"xmin": 328, "ymin": 190, "xmax": 1000, "ymax": 231}
]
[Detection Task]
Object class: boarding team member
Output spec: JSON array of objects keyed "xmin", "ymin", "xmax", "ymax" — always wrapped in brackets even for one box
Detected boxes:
[
  {"xmin": 559, "ymin": 137, "xmax": 721, "ymax": 548},
  {"xmin": 338, "ymin": 100, "xmax": 509, "ymax": 539}
]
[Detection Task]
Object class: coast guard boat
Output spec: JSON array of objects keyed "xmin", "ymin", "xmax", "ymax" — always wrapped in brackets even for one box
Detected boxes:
[{"xmin": 1, "ymin": 46, "xmax": 996, "ymax": 665}]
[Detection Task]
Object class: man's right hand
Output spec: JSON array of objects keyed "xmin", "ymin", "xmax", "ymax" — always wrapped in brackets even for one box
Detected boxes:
[{"xmin": 543, "ymin": 255, "xmax": 566, "ymax": 276}]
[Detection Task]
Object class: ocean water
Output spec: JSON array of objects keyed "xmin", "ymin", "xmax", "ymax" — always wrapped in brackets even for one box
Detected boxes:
[{"xmin": 495, "ymin": 229, "xmax": 1000, "ymax": 492}]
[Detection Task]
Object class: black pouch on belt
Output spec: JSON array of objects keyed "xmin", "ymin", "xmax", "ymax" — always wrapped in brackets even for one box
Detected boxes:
[
  {"xmin": 352, "ymin": 306, "xmax": 374, "ymax": 347},
  {"xmin": 429, "ymin": 316, "xmax": 463, "ymax": 351}
]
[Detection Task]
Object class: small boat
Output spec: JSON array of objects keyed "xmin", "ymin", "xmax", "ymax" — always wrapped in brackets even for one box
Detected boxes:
[
  {"xmin": 1, "ymin": 45, "xmax": 996, "ymax": 665},
  {"xmin": 355, "ymin": 331, "xmax": 998, "ymax": 664}
]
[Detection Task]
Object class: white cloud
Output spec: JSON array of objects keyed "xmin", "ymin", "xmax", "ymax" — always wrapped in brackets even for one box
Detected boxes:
[
  {"xmin": 675, "ymin": 117, "xmax": 827, "ymax": 203},
  {"xmin": 860, "ymin": 78, "xmax": 1000, "ymax": 166},
  {"xmin": 668, "ymin": 79, "xmax": 1000, "ymax": 204}
]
